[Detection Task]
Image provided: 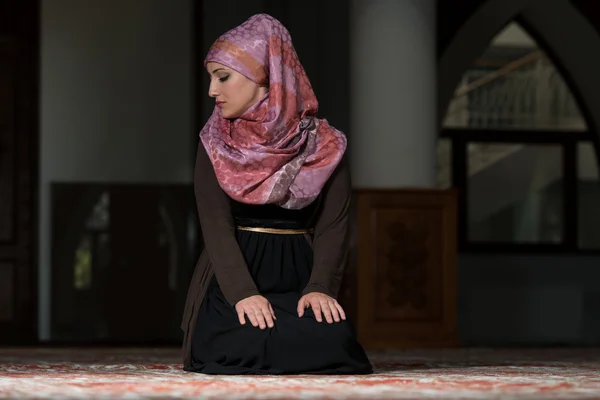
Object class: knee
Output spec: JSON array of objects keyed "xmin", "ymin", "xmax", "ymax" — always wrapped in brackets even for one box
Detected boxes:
[{"xmin": 306, "ymin": 319, "xmax": 355, "ymax": 343}]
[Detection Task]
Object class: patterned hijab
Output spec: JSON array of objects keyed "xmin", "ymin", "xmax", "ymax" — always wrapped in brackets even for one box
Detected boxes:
[{"xmin": 200, "ymin": 13, "xmax": 347, "ymax": 210}]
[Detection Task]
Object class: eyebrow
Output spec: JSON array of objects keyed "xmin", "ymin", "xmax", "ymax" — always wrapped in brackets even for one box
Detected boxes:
[{"xmin": 212, "ymin": 68, "xmax": 227, "ymax": 74}]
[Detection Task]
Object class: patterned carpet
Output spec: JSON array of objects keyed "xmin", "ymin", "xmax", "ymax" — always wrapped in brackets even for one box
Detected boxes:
[{"xmin": 1, "ymin": 347, "xmax": 599, "ymax": 399}]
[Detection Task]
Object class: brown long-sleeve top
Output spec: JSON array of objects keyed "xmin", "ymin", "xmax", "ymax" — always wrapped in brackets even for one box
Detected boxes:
[{"xmin": 180, "ymin": 141, "xmax": 352, "ymax": 369}]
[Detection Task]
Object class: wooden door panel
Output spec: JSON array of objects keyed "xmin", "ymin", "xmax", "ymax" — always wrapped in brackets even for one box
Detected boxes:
[{"xmin": 355, "ymin": 189, "xmax": 459, "ymax": 349}]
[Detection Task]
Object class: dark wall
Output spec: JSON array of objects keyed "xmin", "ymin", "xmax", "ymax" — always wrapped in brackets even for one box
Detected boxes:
[
  {"xmin": 0, "ymin": 0, "xmax": 39, "ymax": 344},
  {"xmin": 437, "ymin": 0, "xmax": 488, "ymax": 58},
  {"xmin": 571, "ymin": 0, "xmax": 600, "ymax": 36},
  {"xmin": 437, "ymin": 0, "xmax": 600, "ymax": 59}
]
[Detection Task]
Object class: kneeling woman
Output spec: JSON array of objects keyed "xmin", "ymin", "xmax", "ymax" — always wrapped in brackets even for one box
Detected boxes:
[{"xmin": 180, "ymin": 13, "xmax": 372, "ymax": 375}]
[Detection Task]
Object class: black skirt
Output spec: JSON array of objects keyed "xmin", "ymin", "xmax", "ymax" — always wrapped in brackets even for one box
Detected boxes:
[{"xmin": 189, "ymin": 200, "xmax": 373, "ymax": 375}]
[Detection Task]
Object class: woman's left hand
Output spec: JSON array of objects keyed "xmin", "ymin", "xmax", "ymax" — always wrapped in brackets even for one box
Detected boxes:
[{"xmin": 297, "ymin": 293, "xmax": 346, "ymax": 323}]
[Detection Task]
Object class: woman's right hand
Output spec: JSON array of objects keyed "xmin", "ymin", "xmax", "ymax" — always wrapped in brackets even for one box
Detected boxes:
[{"xmin": 235, "ymin": 295, "xmax": 276, "ymax": 329}]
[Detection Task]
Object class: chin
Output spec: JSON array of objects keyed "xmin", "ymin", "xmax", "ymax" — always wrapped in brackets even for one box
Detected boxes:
[
  {"xmin": 220, "ymin": 110, "xmax": 242, "ymax": 119},
  {"xmin": 218, "ymin": 108, "xmax": 232, "ymax": 118}
]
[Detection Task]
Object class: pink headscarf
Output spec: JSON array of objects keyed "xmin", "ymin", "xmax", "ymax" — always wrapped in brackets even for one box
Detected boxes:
[{"xmin": 200, "ymin": 13, "xmax": 347, "ymax": 210}]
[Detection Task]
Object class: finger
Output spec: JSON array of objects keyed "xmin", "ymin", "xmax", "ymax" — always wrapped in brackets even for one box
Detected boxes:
[
  {"xmin": 297, "ymin": 298, "xmax": 305, "ymax": 317},
  {"xmin": 262, "ymin": 306, "xmax": 275, "ymax": 328},
  {"xmin": 245, "ymin": 309, "xmax": 259, "ymax": 327},
  {"xmin": 321, "ymin": 300, "xmax": 334, "ymax": 324},
  {"xmin": 269, "ymin": 303, "xmax": 277, "ymax": 320},
  {"xmin": 335, "ymin": 302, "xmax": 347, "ymax": 320},
  {"xmin": 311, "ymin": 300, "xmax": 323, "ymax": 322},
  {"xmin": 237, "ymin": 308, "xmax": 246, "ymax": 325},
  {"xmin": 329, "ymin": 301, "xmax": 341, "ymax": 322},
  {"xmin": 253, "ymin": 306, "xmax": 267, "ymax": 329}
]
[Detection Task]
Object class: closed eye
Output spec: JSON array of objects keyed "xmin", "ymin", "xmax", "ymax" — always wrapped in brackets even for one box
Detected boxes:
[{"xmin": 219, "ymin": 75, "xmax": 230, "ymax": 82}]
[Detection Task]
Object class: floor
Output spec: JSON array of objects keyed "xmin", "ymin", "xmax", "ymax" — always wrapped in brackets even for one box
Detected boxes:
[{"xmin": 1, "ymin": 347, "xmax": 599, "ymax": 399}]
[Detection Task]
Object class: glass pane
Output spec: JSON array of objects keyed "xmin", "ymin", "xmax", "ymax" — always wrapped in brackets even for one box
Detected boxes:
[
  {"xmin": 436, "ymin": 138, "xmax": 452, "ymax": 189},
  {"xmin": 467, "ymin": 143, "xmax": 563, "ymax": 243},
  {"xmin": 444, "ymin": 22, "xmax": 587, "ymax": 131},
  {"xmin": 578, "ymin": 142, "xmax": 600, "ymax": 249}
]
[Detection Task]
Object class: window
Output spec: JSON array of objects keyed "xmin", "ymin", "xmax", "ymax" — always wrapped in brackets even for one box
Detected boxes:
[
  {"xmin": 443, "ymin": 23, "xmax": 586, "ymax": 132},
  {"xmin": 439, "ymin": 22, "xmax": 600, "ymax": 252},
  {"xmin": 467, "ymin": 143, "xmax": 563, "ymax": 243}
]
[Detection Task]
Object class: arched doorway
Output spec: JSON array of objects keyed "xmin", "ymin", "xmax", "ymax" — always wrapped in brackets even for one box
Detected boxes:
[
  {"xmin": 439, "ymin": 0, "xmax": 600, "ymax": 147},
  {"xmin": 438, "ymin": 10, "xmax": 600, "ymax": 251},
  {"xmin": 436, "ymin": 1, "xmax": 600, "ymax": 346}
]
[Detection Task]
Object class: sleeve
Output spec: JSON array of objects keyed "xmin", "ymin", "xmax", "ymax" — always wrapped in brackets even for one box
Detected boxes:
[
  {"xmin": 302, "ymin": 156, "xmax": 352, "ymax": 298},
  {"xmin": 194, "ymin": 142, "xmax": 260, "ymax": 306}
]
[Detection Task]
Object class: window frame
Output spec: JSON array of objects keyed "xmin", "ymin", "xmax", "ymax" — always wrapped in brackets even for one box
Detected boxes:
[
  {"xmin": 440, "ymin": 18, "xmax": 600, "ymax": 254},
  {"xmin": 441, "ymin": 128, "xmax": 600, "ymax": 254}
]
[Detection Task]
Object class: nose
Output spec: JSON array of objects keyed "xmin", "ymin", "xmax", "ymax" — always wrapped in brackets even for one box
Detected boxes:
[{"xmin": 208, "ymin": 80, "xmax": 219, "ymax": 98}]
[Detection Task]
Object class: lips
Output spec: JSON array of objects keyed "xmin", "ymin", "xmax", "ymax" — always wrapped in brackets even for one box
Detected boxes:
[{"xmin": 216, "ymin": 101, "xmax": 225, "ymax": 108}]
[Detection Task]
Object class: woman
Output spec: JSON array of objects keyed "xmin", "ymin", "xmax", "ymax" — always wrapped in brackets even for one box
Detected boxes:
[{"xmin": 181, "ymin": 13, "xmax": 372, "ymax": 375}]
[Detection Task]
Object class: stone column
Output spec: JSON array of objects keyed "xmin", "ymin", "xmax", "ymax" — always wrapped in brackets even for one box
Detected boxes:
[
  {"xmin": 350, "ymin": 0, "xmax": 437, "ymax": 188},
  {"xmin": 349, "ymin": 1, "xmax": 458, "ymax": 351}
]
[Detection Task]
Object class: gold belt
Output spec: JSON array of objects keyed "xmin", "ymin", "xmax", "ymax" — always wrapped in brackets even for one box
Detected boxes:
[{"xmin": 236, "ymin": 226, "xmax": 313, "ymax": 235}]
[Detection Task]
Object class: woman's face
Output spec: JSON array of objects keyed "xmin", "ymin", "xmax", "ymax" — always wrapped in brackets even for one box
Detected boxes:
[{"xmin": 206, "ymin": 62, "xmax": 267, "ymax": 119}]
